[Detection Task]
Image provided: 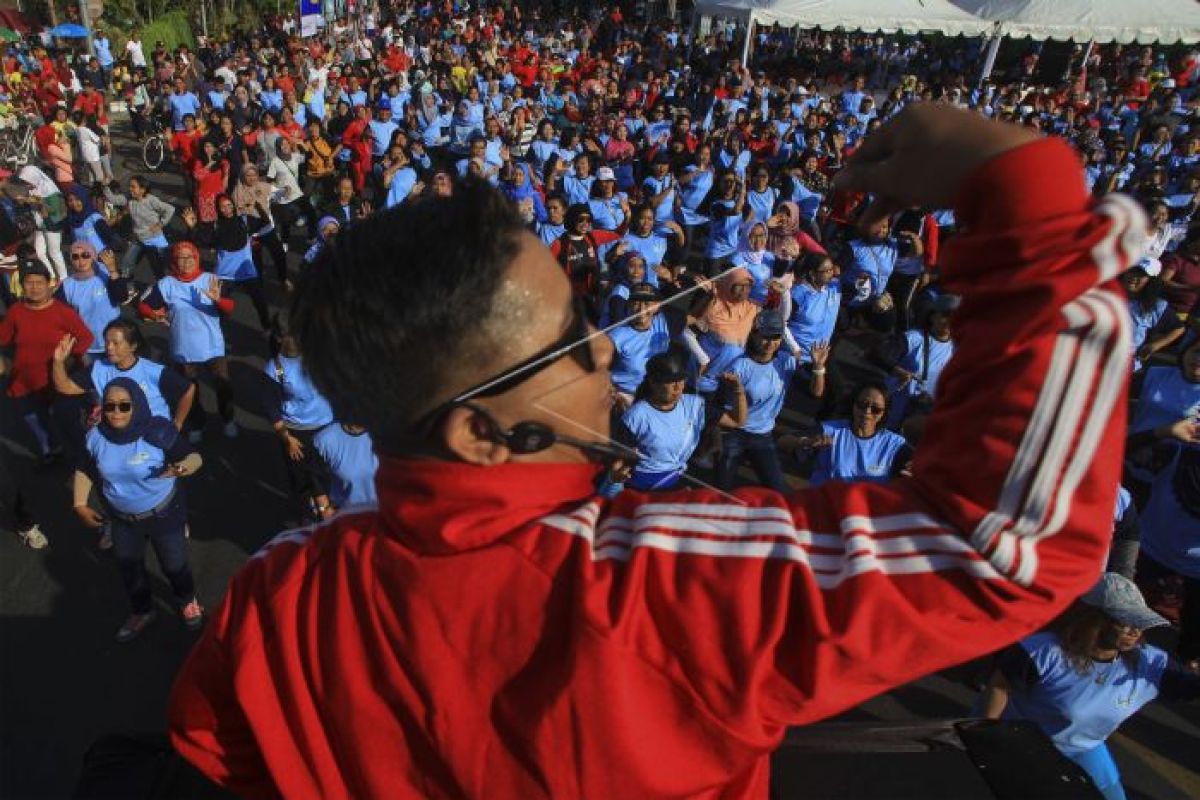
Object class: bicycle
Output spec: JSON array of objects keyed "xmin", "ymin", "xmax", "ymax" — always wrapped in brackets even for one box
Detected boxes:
[
  {"xmin": 141, "ymin": 112, "xmax": 169, "ymax": 172},
  {"xmin": 0, "ymin": 117, "xmax": 37, "ymax": 168}
]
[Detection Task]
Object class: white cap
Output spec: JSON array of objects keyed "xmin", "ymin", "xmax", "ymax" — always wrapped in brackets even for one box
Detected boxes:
[
  {"xmin": 596, "ymin": 166, "xmax": 616, "ymax": 182},
  {"xmin": 1136, "ymin": 256, "xmax": 1163, "ymax": 277}
]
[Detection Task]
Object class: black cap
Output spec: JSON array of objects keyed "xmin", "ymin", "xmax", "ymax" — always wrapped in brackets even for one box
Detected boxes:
[
  {"xmin": 753, "ymin": 310, "xmax": 785, "ymax": 337},
  {"xmin": 652, "ymin": 151, "xmax": 673, "ymax": 165},
  {"xmin": 629, "ymin": 282, "xmax": 660, "ymax": 303},
  {"xmin": 646, "ymin": 352, "xmax": 687, "ymax": 383}
]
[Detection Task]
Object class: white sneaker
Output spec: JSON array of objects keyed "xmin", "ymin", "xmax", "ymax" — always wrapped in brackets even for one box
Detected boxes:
[
  {"xmin": 223, "ymin": 421, "xmax": 239, "ymax": 439},
  {"xmin": 19, "ymin": 525, "xmax": 48, "ymax": 550},
  {"xmin": 187, "ymin": 430, "xmax": 203, "ymax": 445}
]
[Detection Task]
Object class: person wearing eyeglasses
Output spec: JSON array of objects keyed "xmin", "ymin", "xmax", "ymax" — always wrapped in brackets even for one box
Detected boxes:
[
  {"xmin": 73, "ymin": 378, "xmax": 204, "ymax": 643},
  {"xmin": 981, "ymin": 574, "xmax": 1200, "ymax": 800},
  {"xmin": 549, "ymin": 203, "xmax": 621, "ymax": 304},
  {"xmin": 784, "ymin": 381, "xmax": 911, "ymax": 487},
  {"xmin": 57, "ymin": 243, "xmax": 124, "ymax": 367},
  {"xmin": 172, "ymin": 107, "xmax": 1150, "ymax": 799}
]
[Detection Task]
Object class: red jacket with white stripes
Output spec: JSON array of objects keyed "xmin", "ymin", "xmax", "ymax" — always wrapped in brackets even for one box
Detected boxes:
[{"xmin": 168, "ymin": 138, "xmax": 1145, "ymax": 799}]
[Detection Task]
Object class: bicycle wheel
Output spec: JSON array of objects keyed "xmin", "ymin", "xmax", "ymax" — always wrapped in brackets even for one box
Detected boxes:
[{"xmin": 142, "ymin": 135, "xmax": 165, "ymax": 171}]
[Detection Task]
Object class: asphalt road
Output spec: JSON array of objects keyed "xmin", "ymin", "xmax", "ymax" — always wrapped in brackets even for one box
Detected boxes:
[{"xmin": 1, "ymin": 118, "xmax": 1197, "ymax": 799}]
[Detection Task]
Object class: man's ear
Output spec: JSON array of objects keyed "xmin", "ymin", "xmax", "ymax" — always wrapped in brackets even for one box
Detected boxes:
[{"xmin": 439, "ymin": 404, "xmax": 511, "ymax": 466}]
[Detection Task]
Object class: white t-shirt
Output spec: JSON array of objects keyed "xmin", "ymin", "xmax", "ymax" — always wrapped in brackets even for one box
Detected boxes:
[
  {"xmin": 77, "ymin": 126, "xmax": 102, "ymax": 162},
  {"xmin": 126, "ymin": 39, "xmax": 146, "ymax": 68},
  {"xmin": 267, "ymin": 154, "xmax": 305, "ymax": 205}
]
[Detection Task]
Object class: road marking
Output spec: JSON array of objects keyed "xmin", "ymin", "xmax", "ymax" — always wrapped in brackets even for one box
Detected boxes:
[{"xmin": 1111, "ymin": 732, "xmax": 1200, "ymax": 798}]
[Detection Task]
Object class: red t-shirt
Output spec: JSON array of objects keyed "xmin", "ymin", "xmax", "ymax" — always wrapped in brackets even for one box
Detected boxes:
[
  {"xmin": 1162, "ymin": 252, "xmax": 1200, "ymax": 314},
  {"xmin": 171, "ymin": 130, "xmax": 203, "ymax": 171},
  {"xmin": 0, "ymin": 300, "xmax": 93, "ymax": 399}
]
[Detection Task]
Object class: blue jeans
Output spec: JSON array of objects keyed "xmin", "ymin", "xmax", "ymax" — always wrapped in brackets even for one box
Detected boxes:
[
  {"xmin": 120, "ymin": 241, "xmax": 169, "ymax": 279},
  {"xmin": 717, "ymin": 429, "xmax": 788, "ymax": 494},
  {"xmin": 109, "ymin": 490, "xmax": 194, "ymax": 615},
  {"xmin": 1069, "ymin": 743, "xmax": 1125, "ymax": 800}
]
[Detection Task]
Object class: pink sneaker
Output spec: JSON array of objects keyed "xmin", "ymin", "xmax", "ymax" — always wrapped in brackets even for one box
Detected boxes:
[{"xmin": 180, "ymin": 599, "xmax": 205, "ymax": 630}]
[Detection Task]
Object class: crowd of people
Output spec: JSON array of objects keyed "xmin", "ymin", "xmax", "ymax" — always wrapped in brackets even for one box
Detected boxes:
[{"xmin": 0, "ymin": 1, "xmax": 1198, "ymax": 795}]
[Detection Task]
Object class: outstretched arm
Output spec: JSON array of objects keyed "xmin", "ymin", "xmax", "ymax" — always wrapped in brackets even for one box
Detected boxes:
[{"xmin": 593, "ymin": 105, "xmax": 1145, "ymax": 736}]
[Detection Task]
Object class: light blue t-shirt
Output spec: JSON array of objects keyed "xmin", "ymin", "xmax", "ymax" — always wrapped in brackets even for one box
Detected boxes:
[
  {"xmin": 622, "ymin": 393, "xmax": 707, "ymax": 474},
  {"xmin": 61, "ymin": 274, "xmax": 117, "ymax": 355},
  {"xmin": 563, "ymin": 173, "xmax": 595, "ymax": 206},
  {"xmin": 385, "ymin": 166, "xmax": 418, "ymax": 209},
  {"xmin": 1128, "ymin": 298, "xmax": 1171, "ymax": 371},
  {"xmin": 85, "ymin": 428, "xmax": 176, "ymax": 514},
  {"xmin": 1139, "ymin": 443, "xmax": 1200, "ymax": 579},
  {"xmin": 90, "ymin": 358, "xmax": 173, "ymax": 419},
  {"xmin": 787, "ymin": 281, "xmax": 840, "ymax": 363},
  {"xmin": 169, "ymin": 92, "xmax": 202, "ymax": 130},
  {"xmin": 678, "ymin": 166, "xmax": 713, "ymax": 227},
  {"xmin": 888, "ymin": 330, "xmax": 954, "ymax": 400},
  {"xmin": 265, "ymin": 355, "xmax": 335, "ymax": 429},
  {"xmin": 810, "ymin": 419, "xmax": 908, "ymax": 486},
  {"xmin": 843, "ymin": 240, "xmax": 899, "ymax": 306},
  {"xmin": 313, "ymin": 424, "xmax": 379, "ymax": 509},
  {"xmin": 746, "ymin": 187, "xmax": 778, "ymax": 226},
  {"xmin": 706, "ymin": 200, "xmax": 741, "ymax": 259},
  {"xmin": 620, "ymin": 232, "xmax": 669, "ymax": 283},
  {"xmin": 1002, "ymin": 631, "xmax": 1167, "ymax": 756},
  {"xmin": 157, "ymin": 273, "xmax": 225, "ymax": 364},
  {"xmin": 608, "ymin": 315, "xmax": 673, "ymax": 394},
  {"xmin": 71, "ymin": 211, "xmax": 109, "ymax": 255},
  {"xmin": 642, "ymin": 174, "xmax": 677, "ymax": 227},
  {"xmin": 1130, "ymin": 366, "xmax": 1200, "ymax": 434},
  {"xmin": 731, "ymin": 350, "xmax": 797, "ymax": 434},
  {"xmin": 215, "ymin": 242, "xmax": 258, "ymax": 282}
]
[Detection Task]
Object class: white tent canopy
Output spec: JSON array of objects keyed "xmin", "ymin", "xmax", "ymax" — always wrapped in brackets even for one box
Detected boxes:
[
  {"xmin": 694, "ymin": 0, "xmax": 1200, "ymax": 60},
  {"xmin": 950, "ymin": 0, "xmax": 1200, "ymax": 45},
  {"xmin": 691, "ymin": 0, "xmax": 998, "ymax": 38}
]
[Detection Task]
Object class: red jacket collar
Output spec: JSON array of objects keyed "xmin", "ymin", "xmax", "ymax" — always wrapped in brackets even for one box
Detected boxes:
[{"xmin": 376, "ymin": 457, "xmax": 602, "ymax": 554}]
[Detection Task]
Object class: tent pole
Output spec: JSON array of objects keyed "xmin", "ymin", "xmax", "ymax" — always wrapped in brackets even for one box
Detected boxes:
[
  {"xmin": 978, "ymin": 27, "xmax": 1003, "ymax": 87},
  {"xmin": 740, "ymin": 16, "xmax": 754, "ymax": 68}
]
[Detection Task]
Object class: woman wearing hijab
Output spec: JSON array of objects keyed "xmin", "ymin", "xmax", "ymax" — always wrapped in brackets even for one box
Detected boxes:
[
  {"xmin": 137, "ymin": 241, "xmax": 240, "ymax": 441},
  {"xmin": 232, "ymin": 164, "xmax": 288, "ymax": 287},
  {"xmin": 982, "ymin": 574, "xmax": 1200, "ymax": 800},
  {"xmin": 35, "ymin": 124, "xmax": 73, "ymax": 186},
  {"xmin": 500, "ymin": 161, "xmax": 546, "ymax": 225},
  {"xmin": 599, "ymin": 252, "xmax": 647, "ymax": 329},
  {"xmin": 73, "ymin": 378, "xmax": 204, "ymax": 642},
  {"xmin": 65, "ymin": 185, "xmax": 119, "ymax": 257},
  {"xmin": 57, "ymin": 242, "xmax": 123, "ymax": 364},
  {"xmin": 767, "ymin": 201, "xmax": 826, "ymax": 264},
  {"xmin": 732, "ymin": 219, "xmax": 775, "ymax": 305},
  {"xmin": 17, "ymin": 165, "xmax": 69, "ymax": 283},
  {"xmin": 684, "ymin": 267, "xmax": 758, "ymax": 400},
  {"xmin": 180, "ymin": 197, "xmax": 271, "ymax": 330},
  {"xmin": 303, "ymin": 216, "xmax": 341, "ymax": 268}
]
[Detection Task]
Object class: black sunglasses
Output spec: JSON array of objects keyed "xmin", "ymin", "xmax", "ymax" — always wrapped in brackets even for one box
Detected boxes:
[
  {"xmin": 103, "ymin": 401, "xmax": 133, "ymax": 413},
  {"xmin": 856, "ymin": 400, "xmax": 886, "ymax": 415},
  {"xmin": 71, "ymin": 253, "xmax": 93, "ymax": 261},
  {"xmin": 411, "ymin": 297, "xmax": 597, "ymax": 433}
]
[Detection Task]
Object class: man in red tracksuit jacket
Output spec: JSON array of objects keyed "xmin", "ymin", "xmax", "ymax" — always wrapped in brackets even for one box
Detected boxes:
[{"xmin": 169, "ymin": 105, "xmax": 1147, "ymax": 798}]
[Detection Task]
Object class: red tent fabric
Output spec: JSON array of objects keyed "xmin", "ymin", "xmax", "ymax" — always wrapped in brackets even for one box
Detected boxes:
[{"xmin": 0, "ymin": 10, "xmax": 35, "ymax": 34}]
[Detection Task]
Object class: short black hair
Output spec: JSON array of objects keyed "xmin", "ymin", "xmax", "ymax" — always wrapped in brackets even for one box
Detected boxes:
[{"xmin": 292, "ymin": 180, "xmax": 527, "ymax": 449}]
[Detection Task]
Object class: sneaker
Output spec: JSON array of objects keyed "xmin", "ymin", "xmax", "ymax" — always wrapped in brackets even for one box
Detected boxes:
[
  {"xmin": 184, "ymin": 523, "xmax": 191, "ymax": 540},
  {"xmin": 281, "ymin": 242, "xmax": 289, "ymax": 253},
  {"xmin": 223, "ymin": 421, "xmax": 239, "ymax": 439},
  {"xmin": 98, "ymin": 524, "xmax": 113, "ymax": 551},
  {"xmin": 18, "ymin": 525, "xmax": 48, "ymax": 550},
  {"xmin": 187, "ymin": 430, "xmax": 203, "ymax": 445},
  {"xmin": 284, "ymin": 278, "xmax": 295, "ymax": 293},
  {"xmin": 180, "ymin": 599, "xmax": 205, "ymax": 630},
  {"xmin": 115, "ymin": 611, "xmax": 156, "ymax": 643}
]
